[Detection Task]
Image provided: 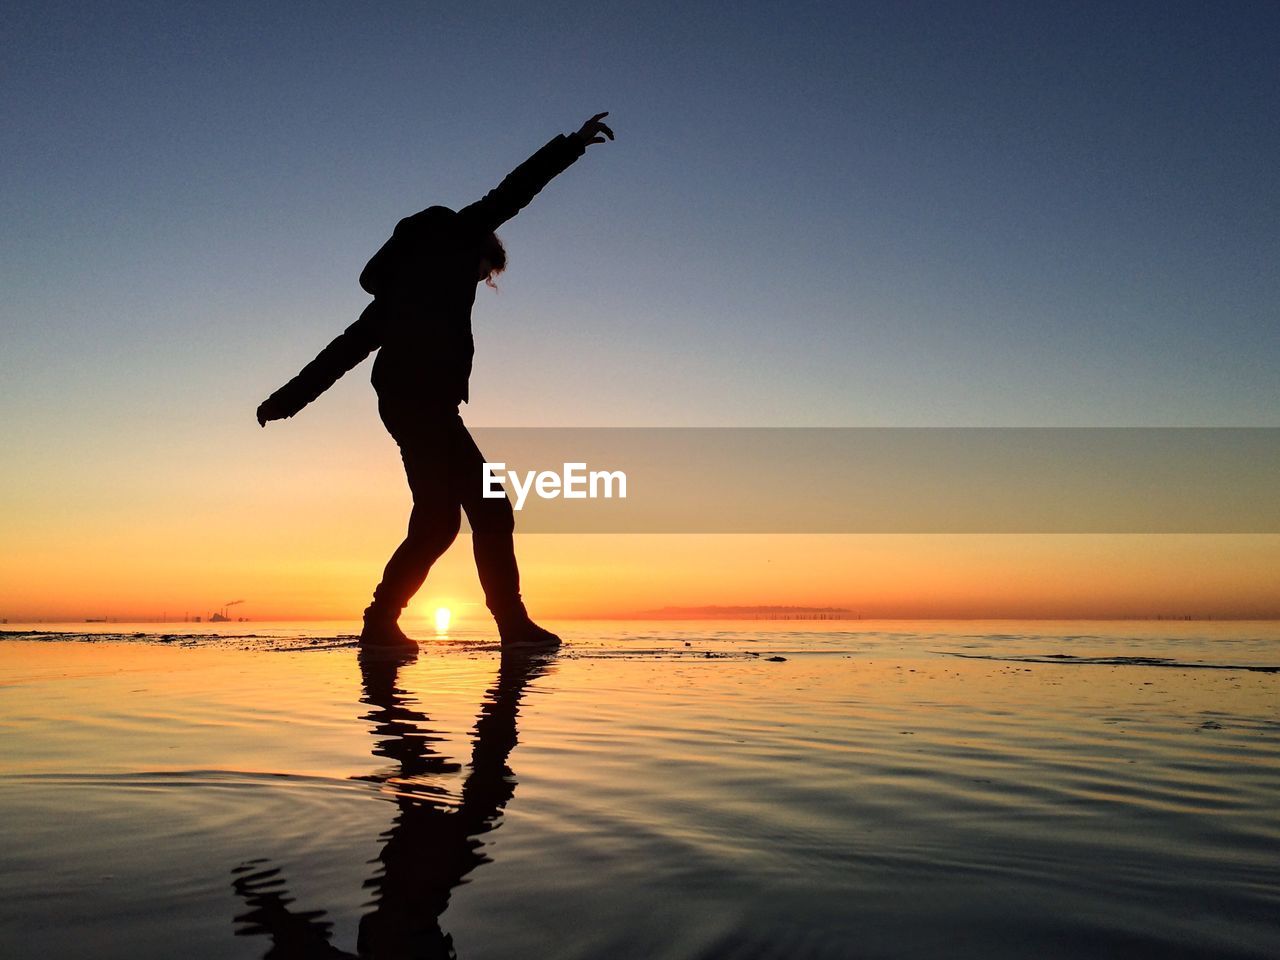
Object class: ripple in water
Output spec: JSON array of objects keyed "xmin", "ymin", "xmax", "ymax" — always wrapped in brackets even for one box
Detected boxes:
[{"xmin": 1, "ymin": 625, "xmax": 1278, "ymax": 958}]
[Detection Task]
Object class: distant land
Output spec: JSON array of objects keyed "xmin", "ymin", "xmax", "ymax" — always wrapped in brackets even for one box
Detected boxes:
[{"xmin": 628, "ymin": 606, "xmax": 859, "ymax": 621}]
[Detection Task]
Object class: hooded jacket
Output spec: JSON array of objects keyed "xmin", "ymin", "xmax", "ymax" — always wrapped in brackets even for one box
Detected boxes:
[{"xmin": 262, "ymin": 132, "xmax": 586, "ymax": 417}]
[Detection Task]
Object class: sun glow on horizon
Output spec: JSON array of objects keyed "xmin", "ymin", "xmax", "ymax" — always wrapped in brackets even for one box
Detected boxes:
[
  {"xmin": 3, "ymin": 534, "xmax": 1280, "ymax": 623},
  {"xmin": 435, "ymin": 607, "xmax": 452, "ymax": 634}
]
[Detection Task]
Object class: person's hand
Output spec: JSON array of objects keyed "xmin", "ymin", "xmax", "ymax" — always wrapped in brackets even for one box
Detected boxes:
[
  {"xmin": 573, "ymin": 112, "xmax": 614, "ymax": 147},
  {"xmin": 256, "ymin": 396, "xmax": 287, "ymax": 427}
]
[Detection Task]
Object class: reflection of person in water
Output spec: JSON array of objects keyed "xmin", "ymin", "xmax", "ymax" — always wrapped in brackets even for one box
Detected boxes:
[
  {"xmin": 231, "ymin": 648, "xmax": 555, "ymax": 958},
  {"xmin": 256, "ymin": 113, "xmax": 614, "ymax": 650}
]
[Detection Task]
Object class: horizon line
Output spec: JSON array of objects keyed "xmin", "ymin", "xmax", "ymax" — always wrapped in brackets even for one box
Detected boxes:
[{"xmin": 5, "ymin": 614, "xmax": 1280, "ymax": 625}]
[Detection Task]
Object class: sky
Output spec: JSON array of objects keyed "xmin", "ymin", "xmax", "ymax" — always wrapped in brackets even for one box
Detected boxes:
[{"xmin": 2, "ymin": 1, "xmax": 1277, "ymax": 621}]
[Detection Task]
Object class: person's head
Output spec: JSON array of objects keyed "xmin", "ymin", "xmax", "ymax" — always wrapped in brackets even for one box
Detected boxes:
[{"xmin": 476, "ymin": 231, "xmax": 507, "ymax": 287}]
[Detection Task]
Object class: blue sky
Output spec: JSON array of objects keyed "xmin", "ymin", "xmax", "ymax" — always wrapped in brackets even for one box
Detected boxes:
[{"xmin": 3, "ymin": 0, "xmax": 1277, "ymax": 456}]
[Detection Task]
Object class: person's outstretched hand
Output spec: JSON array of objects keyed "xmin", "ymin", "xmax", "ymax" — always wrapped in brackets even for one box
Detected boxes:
[
  {"xmin": 256, "ymin": 396, "xmax": 288, "ymax": 427},
  {"xmin": 574, "ymin": 112, "xmax": 614, "ymax": 147}
]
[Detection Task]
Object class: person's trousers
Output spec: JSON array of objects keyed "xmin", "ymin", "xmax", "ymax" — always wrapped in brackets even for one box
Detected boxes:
[{"xmin": 368, "ymin": 401, "xmax": 525, "ymax": 624}]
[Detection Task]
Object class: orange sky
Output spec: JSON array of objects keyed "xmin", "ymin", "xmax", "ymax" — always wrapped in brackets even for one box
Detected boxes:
[
  {"xmin": 3, "ymin": 527, "xmax": 1277, "ymax": 622},
  {"xmin": 3, "ymin": 411, "xmax": 1276, "ymax": 622}
]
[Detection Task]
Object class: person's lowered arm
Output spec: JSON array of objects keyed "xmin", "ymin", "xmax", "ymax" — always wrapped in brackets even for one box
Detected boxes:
[
  {"xmin": 256, "ymin": 303, "xmax": 385, "ymax": 426},
  {"xmin": 458, "ymin": 112, "xmax": 615, "ymax": 234}
]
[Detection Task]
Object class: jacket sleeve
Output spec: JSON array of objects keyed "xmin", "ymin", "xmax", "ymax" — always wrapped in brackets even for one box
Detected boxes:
[
  {"xmin": 260, "ymin": 303, "xmax": 385, "ymax": 419},
  {"xmin": 457, "ymin": 133, "xmax": 587, "ymax": 234}
]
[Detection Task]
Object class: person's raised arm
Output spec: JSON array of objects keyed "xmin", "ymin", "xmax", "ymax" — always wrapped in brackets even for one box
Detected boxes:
[
  {"xmin": 458, "ymin": 112, "xmax": 614, "ymax": 234},
  {"xmin": 256, "ymin": 303, "xmax": 385, "ymax": 426}
]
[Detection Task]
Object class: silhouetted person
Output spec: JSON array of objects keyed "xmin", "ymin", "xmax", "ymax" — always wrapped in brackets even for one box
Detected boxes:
[
  {"xmin": 256, "ymin": 113, "xmax": 614, "ymax": 649},
  {"xmin": 230, "ymin": 647, "xmax": 555, "ymax": 958}
]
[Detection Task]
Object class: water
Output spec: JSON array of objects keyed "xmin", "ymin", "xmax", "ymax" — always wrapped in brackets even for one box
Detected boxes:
[{"xmin": 1, "ymin": 620, "xmax": 1278, "ymax": 958}]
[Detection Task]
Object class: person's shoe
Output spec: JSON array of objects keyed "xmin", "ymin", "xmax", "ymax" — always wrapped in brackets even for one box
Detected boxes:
[
  {"xmin": 497, "ymin": 616, "xmax": 561, "ymax": 650},
  {"xmin": 359, "ymin": 615, "xmax": 416, "ymax": 649}
]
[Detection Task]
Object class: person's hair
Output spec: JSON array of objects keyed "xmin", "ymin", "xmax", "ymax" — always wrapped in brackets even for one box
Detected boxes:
[{"xmin": 482, "ymin": 231, "xmax": 506, "ymax": 288}]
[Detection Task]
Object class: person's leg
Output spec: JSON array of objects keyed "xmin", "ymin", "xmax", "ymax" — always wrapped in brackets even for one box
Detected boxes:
[
  {"xmin": 453, "ymin": 420, "xmax": 560, "ymax": 647},
  {"xmin": 363, "ymin": 415, "xmax": 463, "ymax": 644},
  {"xmin": 447, "ymin": 420, "xmax": 523, "ymax": 621},
  {"xmin": 365, "ymin": 496, "xmax": 461, "ymax": 619}
]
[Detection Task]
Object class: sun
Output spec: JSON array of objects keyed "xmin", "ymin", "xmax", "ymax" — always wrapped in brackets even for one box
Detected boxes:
[{"xmin": 434, "ymin": 606, "xmax": 452, "ymax": 634}]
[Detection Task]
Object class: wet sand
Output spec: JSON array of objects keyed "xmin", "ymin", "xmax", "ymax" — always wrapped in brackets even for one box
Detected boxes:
[{"xmin": 1, "ymin": 621, "xmax": 1278, "ymax": 958}]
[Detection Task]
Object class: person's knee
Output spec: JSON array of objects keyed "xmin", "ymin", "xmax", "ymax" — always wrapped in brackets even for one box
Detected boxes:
[
  {"xmin": 469, "ymin": 496, "xmax": 515, "ymax": 535},
  {"xmin": 406, "ymin": 507, "xmax": 462, "ymax": 552}
]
